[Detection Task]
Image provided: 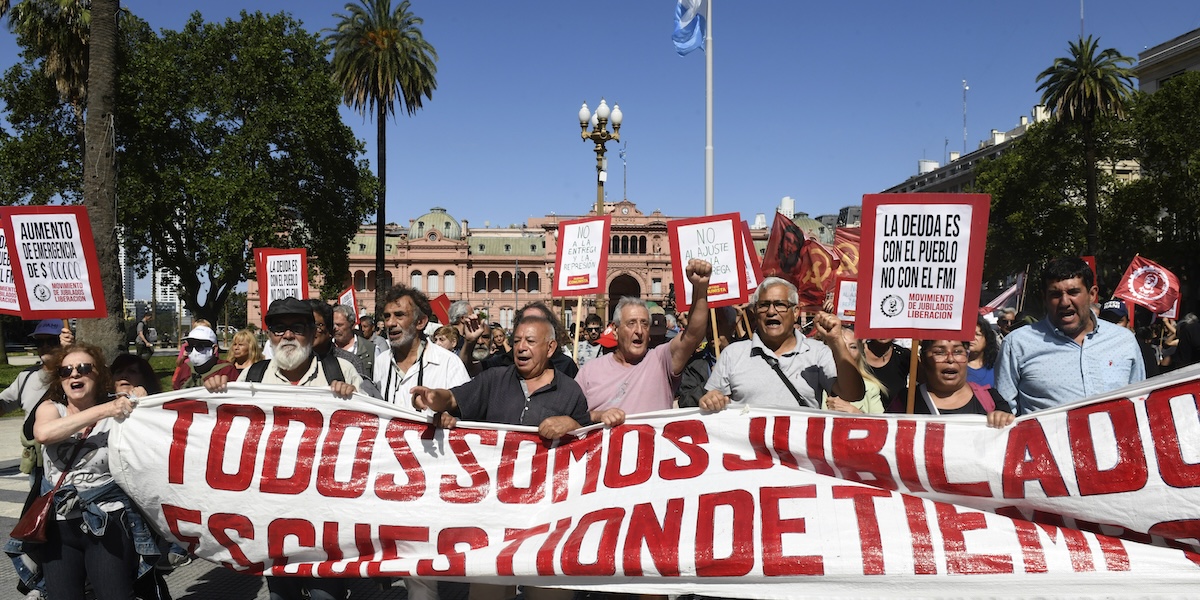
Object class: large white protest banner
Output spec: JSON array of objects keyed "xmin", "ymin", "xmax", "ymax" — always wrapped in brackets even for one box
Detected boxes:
[
  {"xmin": 0, "ymin": 205, "xmax": 107, "ymax": 318},
  {"xmin": 856, "ymin": 194, "xmax": 988, "ymax": 340},
  {"xmin": 110, "ymin": 367, "xmax": 1200, "ymax": 598},
  {"xmin": 552, "ymin": 216, "xmax": 611, "ymax": 296},
  {"xmin": 668, "ymin": 213, "xmax": 747, "ymax": 310}
]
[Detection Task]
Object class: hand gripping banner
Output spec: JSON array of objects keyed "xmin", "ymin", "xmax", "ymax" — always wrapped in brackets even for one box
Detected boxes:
[{"xmin": 109, "ymin": 368, "xmax": 1200, "ymax": 598}]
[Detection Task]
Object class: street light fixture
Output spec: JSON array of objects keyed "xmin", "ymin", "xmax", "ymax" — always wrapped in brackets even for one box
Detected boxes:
[
  {"xmin": 579, "ymin": 98, "xmax": 622, "ymax": 318},
  {"xmin": 579, "ymin": 99, "xmax": 622, "ymax": 217}
]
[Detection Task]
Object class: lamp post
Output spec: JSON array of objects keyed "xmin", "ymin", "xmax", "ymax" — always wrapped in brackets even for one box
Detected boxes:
[{"xmin": 579, "ymin": 98, "xmax": 622, "ymax": 319}]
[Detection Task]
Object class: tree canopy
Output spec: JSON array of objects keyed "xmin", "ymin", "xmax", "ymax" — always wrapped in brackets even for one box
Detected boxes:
[{"xmin": 0, "ymin": 10, "xmax": 377, "ymax": 324}]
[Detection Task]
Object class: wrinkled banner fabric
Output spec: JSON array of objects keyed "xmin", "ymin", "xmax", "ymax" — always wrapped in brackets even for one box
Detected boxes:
[{"xmin": 110, "ymin": 367, "xmax": 1200, "ymax": 598}]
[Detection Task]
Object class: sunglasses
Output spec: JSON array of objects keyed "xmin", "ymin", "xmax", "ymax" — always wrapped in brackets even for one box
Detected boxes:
[
  {"xmin": 59, "ymin": 363, "xmax": 95, "ymax": 378},
  {"xmin": 585, "ymin": 327, "xmax": 602, "ymax": 332},
  {"xmin": 268, "ymin": 322, "xmax": 312, "ymax": 335}
]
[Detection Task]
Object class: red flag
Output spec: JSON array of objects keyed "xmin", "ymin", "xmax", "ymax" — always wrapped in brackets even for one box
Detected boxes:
[
  {"xmin": 1113, "ymin": 255, "xmax": 1179, "ymax": 315},
  {"xmin": 796, "ymin": 240, "xmax": 841, "ymax": 310},
  {"xmin": 833, "ymin": 227, "xmax": 861, "ymax": 279},
  {"xmin": 761, "ymin": 212, "xmax": 807, "ymax": 287},
  {"xmin": 430, "ymin": 294, "xmax": 452, "ymax": 325}
]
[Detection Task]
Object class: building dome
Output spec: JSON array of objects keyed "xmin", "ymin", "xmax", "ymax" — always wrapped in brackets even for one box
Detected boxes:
[
  {"xmin": 792, "ymin": 212, "xmax": 833, "ymax": 245},
  {"xmin": 410, "ymin": 207, "xmax": 463, "ymax": 240}
]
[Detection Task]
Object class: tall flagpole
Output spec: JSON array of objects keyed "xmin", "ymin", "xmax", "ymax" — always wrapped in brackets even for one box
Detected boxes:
[{"xmin": 704, "ymin": 0, "xmax": 714, "ymax": 216}]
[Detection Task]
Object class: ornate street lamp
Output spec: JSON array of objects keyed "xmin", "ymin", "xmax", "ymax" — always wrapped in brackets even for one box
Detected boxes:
[{"xmin": 578, "ymin": 98, "xmax": 622, "ymax": 318}]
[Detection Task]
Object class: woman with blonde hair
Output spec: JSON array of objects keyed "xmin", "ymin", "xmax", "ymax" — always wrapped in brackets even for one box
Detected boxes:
[
  {"xmin": 225, "ymin": 328, "xmax": 263, "ymax": 378},
  {"xmin": 823, "ymin": 328, "xmax": 887, "ymax": 414}
]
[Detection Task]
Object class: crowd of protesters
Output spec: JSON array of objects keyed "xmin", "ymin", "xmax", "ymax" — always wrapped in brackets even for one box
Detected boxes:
[{"xmin": 1, "ymin": 254, "xmax": 1184, "ymax": 599}]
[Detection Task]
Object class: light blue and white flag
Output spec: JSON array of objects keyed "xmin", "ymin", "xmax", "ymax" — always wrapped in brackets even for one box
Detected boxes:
[{"xmin": 672, "ymin": 0, "xmax": 706, "ymax": 56}]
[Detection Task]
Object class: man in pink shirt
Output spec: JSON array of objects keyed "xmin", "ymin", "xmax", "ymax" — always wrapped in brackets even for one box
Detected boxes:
[{"xmin": 576, "ymin": 259, "xmax": 712, "ymax": 425}]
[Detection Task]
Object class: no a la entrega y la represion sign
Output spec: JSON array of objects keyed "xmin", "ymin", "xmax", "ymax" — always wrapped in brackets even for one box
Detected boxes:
[
  {"xmin": 0, "ymin": 205, "xmax": 107, "ymax": 318},
  {"xmin": 552, "ymin": 216, "xmax": 611, "ymax": 297},
  {"xmin": 668, "ymin": 213, "xmax": 747, "ymax": 311},
  {"xmin": 855, "ymin": 194, "xmax": 989, "ymax": 340}
]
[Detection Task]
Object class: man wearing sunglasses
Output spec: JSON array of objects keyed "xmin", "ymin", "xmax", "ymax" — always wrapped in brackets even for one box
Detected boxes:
[
  {"xmin": 575, "ymin": 313, "xmax": 605, "ymax": 367},
  {"xmin": 697, "ymin": 277, "xmax": 865, "ymax": 411},
  {"xmin": 204, "ymin": 297, "xmax": 359, "ymax": 600}
]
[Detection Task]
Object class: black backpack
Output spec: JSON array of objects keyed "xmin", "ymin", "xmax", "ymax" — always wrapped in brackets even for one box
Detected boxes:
[{"xmin": 243, "ymin": 353, "xmax": 345, "ymax": 384}]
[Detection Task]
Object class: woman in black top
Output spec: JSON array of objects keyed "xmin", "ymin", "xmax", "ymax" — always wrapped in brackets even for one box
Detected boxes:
[{"xmin": 912, "ymin": 339, "xmax": 1014, "ymax": 428}]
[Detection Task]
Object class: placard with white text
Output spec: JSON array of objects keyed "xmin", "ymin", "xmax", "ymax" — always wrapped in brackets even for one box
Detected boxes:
[
  {"xmin": 668, "ymin": 213, "xmax": 747, "ymax": 311},
  {"xmin": 552, "ymin": 216, "xmax": 611, "ymax": 297},
  {"xmin": 0, "ymin": 205, "xmax": 107, "ymax": 318},
  {"xmin": 855, "ymin": 194, "xmax": 988, "ymax": 340}
]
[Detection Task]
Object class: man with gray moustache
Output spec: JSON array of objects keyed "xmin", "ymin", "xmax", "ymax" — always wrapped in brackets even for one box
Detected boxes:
[{"xmin": 373, "ymin": 285, "xmax": 470, "ymax": 407}]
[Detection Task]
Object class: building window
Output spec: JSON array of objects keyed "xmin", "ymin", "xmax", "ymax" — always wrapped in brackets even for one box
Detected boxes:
[
  {"xmin": 428, "ymin": 232, "xmax": 437, "ymax": 241},
  {"xmin": 504, "ymin": 244, "xmax": 511, "ymax": 252},
  {"xmin": 530, "ymin": 244, "xmax": 536, "ymax": 252},
  {"xmin": 487, "ymin": 271, "xmax": 500, "ymax": 291},
  {"xmin": 652, "ymin": 278, "xmax": 662, "ymax": 295},
  {"xmin": 474, "ymin": 272, "xmax": 486, "ymax": 292},
  {"xmin": 417, "ymin": 221, "xmax": 425, "ymax": 235},
  {"xmin": 411, "ymin": 271, "xmax": 423, "ymax": 291},
  {"xmin": 501, "ymin": 272, "xmax": 513, "ymax": 292},
  {"xmin": 611, "ymin": 235, "xmax": 619, "ymax": 254},
  {"xmin": 445, "ymin": 272, "xmax": 456, "ymax": 294},
  {"xmin": 478, "ymin": 244, "xmax": 485, "ymax": 251},
  {"xmin": 353, "ymin": 270, "xmax": 366, "ymax": 291},
  {"xmin": 527, "ymin": 272, "xmax": 539, "ymax": 292},
  {"xmin": 639, "ymin": 236, "xmax": 647, "ymax": 254},
  {"xmin": 428, "ymin": 271, "xmax": 439, "ymax": 294},
  {"xmin": 444, "ymin": 221, "xmax": 451, "ymax": 235}
]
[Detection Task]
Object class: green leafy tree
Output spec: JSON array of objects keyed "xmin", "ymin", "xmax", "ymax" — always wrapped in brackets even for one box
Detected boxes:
[
  {"xmin": 328, "ymin": 0, "xmax": 437, "ymax": 311},
  {"xmin": 975, "ymin": 122, "xmax": 1086, "ymax": 288},
  {"xmin": 1118, "ymin": 72, "xmax": 1200, "ymax": 311},
  {"xmin": 117, "ymin": 12, "xmax": 375, "ymax": 324},
  {"xmin": 1036, "ymin": 35, "xmax": 1135, "ymax": 257},
  {"xmin": 0, "ymin": 59, "xmax": 82, "ymax": 204}
]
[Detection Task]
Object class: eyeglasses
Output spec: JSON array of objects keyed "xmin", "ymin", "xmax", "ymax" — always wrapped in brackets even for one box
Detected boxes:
[
  {"xmin": 267, "ymin": 322, "xmax": 312, "ymax": 335},
  {"xmin": 928, "ymin": 348, "xmax": 969, "ymax": 362},
  {"xmin": 58, "ymin": 363, "xmax": 95, "ymax": 377},
  {"xmin": 1000, "ymin": 319, "xmax": 1015, "ymax": 324},
  {"xmin": 755, "ymin": 300, "xmax": 796, "ymax": 313}
]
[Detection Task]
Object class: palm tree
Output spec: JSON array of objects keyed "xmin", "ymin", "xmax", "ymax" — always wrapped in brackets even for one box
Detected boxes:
[
  {"xmin": 1036, "ymin": 35, "xmax": 1135, "ymax": 256},
  {"xmin": 328, "ymin": 0, "xmax": 437, "ymax": 313}
]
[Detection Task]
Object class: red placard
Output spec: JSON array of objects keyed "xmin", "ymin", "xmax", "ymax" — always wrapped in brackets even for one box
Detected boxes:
[
  {"xmin": 855, "ymin": 194, "xmax": 989, "ymax": 341},
  {"xmin": 429, "ymin": 294, "xmax": 452, "ymax": 325},
  {"xmin": 740, "ymin": 220, "xmax": 763, "ymax": 295},
  {"xmin": 667, "ymin": 213, "xmax": 747, "ymax": 311},
  {"xmin": 552, "ymin": 216, "xmax": 611, "ymax": 297},
  {"xmin": 0, "ymin": 205, "xmax": 107, "ymax": 318}
]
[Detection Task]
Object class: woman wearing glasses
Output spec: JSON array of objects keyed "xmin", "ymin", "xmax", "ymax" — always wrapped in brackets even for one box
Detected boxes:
[
  {"xmin": 30, "ymin": 343, "xmax": 159, "ymax": 600},
  {"xmin": 908, "ymin": 339, "xmax": 1014, "ymax": 428}
]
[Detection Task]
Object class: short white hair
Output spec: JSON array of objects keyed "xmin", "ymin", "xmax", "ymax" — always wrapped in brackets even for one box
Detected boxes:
[
  {"xmin": 751, "ymin": 277, "xmax": 799, "ymax": 305},
  {"xmin": 613, "ymin": 296, "xmax": 648, "ymax": 322}
]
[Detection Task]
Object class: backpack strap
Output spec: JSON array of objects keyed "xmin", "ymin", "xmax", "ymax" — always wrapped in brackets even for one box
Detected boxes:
[
  {"xmin": 320, "ymin": 353, "xmax": 345, "ymax": 383},
  {"xmin": 966, "ymin": 381, "xmax": 996, "ymax": 413},
  {"xmin": 245, "ymin": 359, "xmax": 271, "ymax": 383}
]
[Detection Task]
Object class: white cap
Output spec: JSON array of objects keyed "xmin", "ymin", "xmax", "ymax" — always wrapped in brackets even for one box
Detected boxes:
[{"xmin": 184, "ymin": 325, "xmax": 218, "ymax": 345}]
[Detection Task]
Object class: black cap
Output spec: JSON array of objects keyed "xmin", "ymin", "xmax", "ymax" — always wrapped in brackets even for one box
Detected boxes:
[{"xmin": 265, "ymin": 297, "xmax": 316, "ymax": 326}]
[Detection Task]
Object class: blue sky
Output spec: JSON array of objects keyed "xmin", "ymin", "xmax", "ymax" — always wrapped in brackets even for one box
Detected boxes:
[{"xmin": 3, "ymin": 1, "xmax": 1199, "ymax": 230}]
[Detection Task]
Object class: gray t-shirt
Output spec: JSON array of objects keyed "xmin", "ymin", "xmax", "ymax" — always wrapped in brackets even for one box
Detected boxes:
[
  {"xmin": 42, "ymin": 403, "xmax": 122, "ymax": 518},
  {"xmin": 705, "ymin": 330, "xmax": 838, "ymax": 409}
]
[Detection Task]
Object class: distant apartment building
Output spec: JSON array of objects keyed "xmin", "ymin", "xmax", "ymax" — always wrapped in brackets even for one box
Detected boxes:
[{"xmin": 1137, "ymin": 26, "xmax": 1200, "ymax": 93}]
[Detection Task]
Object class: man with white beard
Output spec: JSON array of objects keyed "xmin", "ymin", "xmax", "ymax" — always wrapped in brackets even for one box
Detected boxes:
[
  {"xmin": 203, "ymin": 296, "xmax": 360, "ymax": 600},
  {"xmin": 373, "ymin": 285, "xmax": 469, "ymax": 406}
]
